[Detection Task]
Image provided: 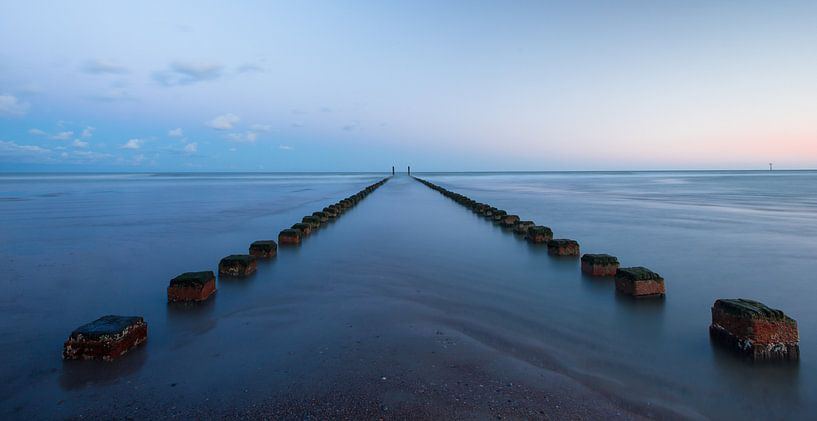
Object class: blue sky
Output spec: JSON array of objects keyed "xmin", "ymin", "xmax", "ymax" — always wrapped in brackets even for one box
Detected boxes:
[{"xmin": 1, "ymin": 1, "xmax": 816, "ymax": 171}]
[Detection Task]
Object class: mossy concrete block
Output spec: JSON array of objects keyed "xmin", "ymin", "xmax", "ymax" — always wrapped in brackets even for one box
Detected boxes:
[
  {"xmin": 526, "ymin": 226, "xmax": 553, "ymax": 243},
  {"xmin": 168, "ymin": 271, "xmax": 216, "ymax": 302},
  {"xmin": 323, "ymin": 207, "xmax": 338, "ymax": 218},
  {"xmin": 513, "ymin": 221, "xmax": 535, "ymax": 235},
  {"xmin": 302, "ymin": 215, "xmax": 321, "ymax": 229},
  {"xmin": 279, "ymin": 228, "xmax": 302, "ymax": 245},
  {"xmin": 500, "ymin": 214, "xmax": 520, "ymax": 228},
  {"xmin": 291, "ymin": 223, "xmax": 312, "ymax": 236},
  {"xmin": 710, "ymin": 299, "xmax": 799, "ymax": 361},
  {"xmin": 63, "ymin": 315, "xmax": 148, "ymax": 361},
  {"xmin": 312, "ymin": 211, "xmax": 329, "ymax": 223},
  {"xmin": 581, "ymin": 254, "xmax": 619, "ymax": 276},
  {"xmin": 219, "ymin": 254, "xmax": 258, "ymax": 277},
  {"xmin": 615, "ymin": 267, "xmax": 665, "ymax": 297},
  {"xmin": 249, "ymin": 240, "xmax": 278, "ymax": 258},
  {"xmin": 547, "ymin": 239, "xmax": 580, "ymax": 256}
]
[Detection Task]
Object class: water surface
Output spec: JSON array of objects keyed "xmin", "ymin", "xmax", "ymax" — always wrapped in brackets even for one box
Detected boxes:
[{"xmin": 0, "ymin": 171, "xmax": 814, "ymax": 419}]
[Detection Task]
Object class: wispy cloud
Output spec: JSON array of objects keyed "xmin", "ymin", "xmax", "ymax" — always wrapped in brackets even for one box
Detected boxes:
[
  {"xmin": 226, "ymin": 131, "xmax": 257, "ymax": 143},
  {"xmin": 82, "ymin": 59, "xmax": 129, "ymax": 75},
  {"xmin": 183, "ymin": 142, "xmax": 198, "ymax": 153},
  {"xmin": 237, "ymin": 63, "xmax": 265, "ymax": 74},
  {"xmin": 29, "ymin": 128, "xmax": 48, "ymax": 136},
  {"xmin": 89, "ymin": 88, "xmax": 137, "ymax": 102},
  {"xmin": 81, "ymin": 126, "xmax": 95, "ymax": 138},
  {"xmin": 122, "ymin": 138, "xmax": 143, "ymax": 149},
  {"xmin": 250, "ymin": 123, "xmax": 272, "ymax": 132},
  {"xmin": 0, "ymin": 140, "xmax": 51, "ymax": 155},
  {"xmin": 168, "ymin": 128, "xmax": 184, "ymax": 138},
  {"xmin": 0, "ymin": 94, "xmax": 30, "ymax": 117},
  {"xmin": 279, "ymin": 145, "xmax": 293, "ymax": 150},
  {"xmin": 51, "ymin": 131, "xmax": 74, "ymax": 140},
  {"xmin": 154, "ymin": 61, "xmax": 223, "ymax": 86},
  {"xmin": 206, "ymin": 113, "xmax": 240, "ymax": 130},
  {"xmin": 72, "ymin": 139, "xmax": 89, "ymax": 148}
]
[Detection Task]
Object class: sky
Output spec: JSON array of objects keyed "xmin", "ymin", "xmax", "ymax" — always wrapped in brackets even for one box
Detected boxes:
[{"xmin": 0, "ymin": 0, "xmax": 815, "ymax": 172}]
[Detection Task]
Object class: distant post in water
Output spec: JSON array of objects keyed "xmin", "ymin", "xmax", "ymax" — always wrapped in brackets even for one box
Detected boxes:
[
  {"xmin": 769, "ymin": 163, "xmax": 773, "ymax": 171},
  {"xmin": 408, "ymin": 166, "xmax": 411, "ymax": 175},
  {"xmin": 392, "ymin": 166, "xmax": 395, "ymax": 175}
]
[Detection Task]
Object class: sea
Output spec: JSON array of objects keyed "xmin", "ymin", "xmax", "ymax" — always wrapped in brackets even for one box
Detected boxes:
[{"xmin": 0, "ymin": 171, "xmax": 814, "ymax": 419}]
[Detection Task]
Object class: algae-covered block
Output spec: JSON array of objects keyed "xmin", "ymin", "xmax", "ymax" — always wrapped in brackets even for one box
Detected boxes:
[
  {"xmin": 513, "ymin": 221, "xmax": 535, "ymax": 235},
  {"xmin": 168, "ymin": 271, "xmax": 216, "ymax": 302},
  {"xmin": 500, "ymin": 214, "xmax": 520, "ymax": 228},
  {"xmin": 219, "ymin": 254, "xmax": 257, "ymax": 277},
  {"xmin": 526, "ymin": 226, "xmax": 553, "ymax": 244},
  {"xmin": 63, "ymin": 315, "xmax": 148, "ymax": 361},
  {"xmin": 279, "ymin": 228, "xmax": 302, "ymax": 245},
  {"xmin": 547, "ymin": 239, "xmax": 580, "ymax": 256},
  {"xmin": 302, "ymin": 215, "xmax": 321, "ymax": 229},
  {"xmin": 482, "ymin": 207, "xmax": 497, "ymax": 218},
  {"xmin": 615, "ymin": 267, "xmax": 665, "ymax": 297},
  {"xmin": 710, "ymin": 299, "xmax": 799, "ymax": 361},
  {"xmin": 492, "ymin": 210, "xmax": 508, "ymax": 223},
  {"xmin": 323, "ymin": 207, "xmax": 338, "ymax": 218},
  {"xmin": 249, "ymin": 240, "xmax": 278, "ymax": 258},
  {"xmin": 312, "ymin": 211, "xmax": 329, "ymax": 223},
  {"xmin": 291, "ymin": 222, "xmax": 312, "ymax": 236},
  {"xmin": 581, "ymin": 254, "xmax": 619, "ymax": 276}
]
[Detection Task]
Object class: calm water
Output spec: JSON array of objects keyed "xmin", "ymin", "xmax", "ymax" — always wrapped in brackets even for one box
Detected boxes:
[{"xmin": 0, "ymin": 171, "xmax": 814, "ymax": 419}]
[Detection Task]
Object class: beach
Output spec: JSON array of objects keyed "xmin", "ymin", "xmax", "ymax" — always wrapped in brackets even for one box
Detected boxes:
[{"xmin": 1, "ymin": 172, "xmax": 814, "ymax": 419}]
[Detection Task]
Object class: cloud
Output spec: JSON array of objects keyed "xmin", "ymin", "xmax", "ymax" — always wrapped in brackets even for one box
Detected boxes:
[
  {"xmin": 226, "ymin": 131, "xmax": 257, "ymax": 143},
  {"xmin": 81, "ymin": 126, "xmax": 95, "ymax": 138},
  {"xmin": 82, "ymin": 59, "xmax": 129, "ymax": 74},
  {"xmin": 342, "ymin": 124, "xmax": 356, "ymax": 131},
  {"xmin": 250, "ymin": 124, "xmax": 272, "ymax": 132},
  {"xmin": 206, "ymin": 113, "xmax": 240, "ymax": 130},
  {"xmin": 122, "ymin": 138, "xmax": 143, "ymax": 149},
  {"xmin": 0, "ymin": 140, "xmax": 51, "ymax": 155},
  {"xmin": 72, "ymin": 139, "xmax": 89, "ymax": 148},
  {"xmin": 154, "ymin": 61, "xmax": 223, "ymax": 86},
  {"xmin": 183, "ymin": 142, "xmax": 198, "ymax": 153},
  {"xmin": 89, "ymin": 88, "xmax": 137, "ymax": 102},
  {"xmin": 0, "ymin": 94, "xmax": 29, "ymax": 117},
  {"xmin": 29, "ymin": 128, "xmax": 48, "ymax": 136},
  {"xmin": 279, "ymin": 145, "xmax": 293, "ymax": 150},
  {"xmin": 51, "ymin": 131, "xmax": 74, "ymax": 140},
  {"xmin": 237, "ymin": 63, "xmax": 265, "ymax": 73},
  {"xmin": 168, "ymin": 128, "xmax": 184, "ymax": 137}
]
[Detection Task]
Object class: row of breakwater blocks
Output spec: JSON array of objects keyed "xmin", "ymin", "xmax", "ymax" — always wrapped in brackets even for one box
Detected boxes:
[
  {"xmin": 62, "ymin": 177, "xmax": 391, "ymax": 361},
  {"xmin": 412, "ymin": 177, "xmax": 799, "ymax": 362}
]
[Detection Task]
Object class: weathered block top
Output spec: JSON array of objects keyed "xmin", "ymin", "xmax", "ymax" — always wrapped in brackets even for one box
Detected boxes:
[
  {"xmin": 291, "ymin": 223, "xmax": 310, "ymax": 230},
  {"xmin": 503, "ymin": 214, "xmax": 520, "ymax": 220},
  {"xmin": 220, "ymin": 254, "xmax": 256, "ymax": 265},
  {"xmin": 548, "ymin": 239, "xmax": 578, "ymax": 246},
  {"xmin": 529, "ymin": 226, "xmax": 553, "ymax": 235},
  {"xmin": 280, "ymin": 228, "xmax": 301, "ymax": 237},
  {"xmin": 250, "ymin": 240, "xmax": 277, "ymax": 250},
  {"xmin": 581, "ymin": 254, "xmax": 619, "ymax": 264},
  {"xmin": 714, "ymin": 298, "xmax": 796, "ymax": 323},
  {"xmin": 493, "ymin": 210, "xmax": 507, "ymax": 217},
  {"xmin": 616, "ymin": 267, "xmax": 663, "ymax": 282},
  {"xmin": 170, "ymin": 271, "xmax": 215, "ymax": 287},
  {"xmin": 302, "ymin": 216, "xmax": 319, "ymax": 223},
  {"xmin": 312, "ymin": 211, "xmax": 327, "ymax": 218},
  {"xmin": 69, "ymin": 315, "xmax": 144, "ymax": 340},
  {"xmin": 517, "ymin": 221, "xmax": 535, "ymax": 227}
]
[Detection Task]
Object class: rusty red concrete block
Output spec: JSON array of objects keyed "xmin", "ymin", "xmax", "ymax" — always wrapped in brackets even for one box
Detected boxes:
[
  {"xmin": 615, "ymin": 267, "xmax": 665, "ymax": 297},
  {"xmin": 249, "ymin": 240, "xmax": 277, "ymax": 258},
  {"xmin": 167, "ymin": 271, "xmax": 216, "ymax": 302},
  {"xmin": 279, "ymin": 228, "xmax": 302, "ymax": 245},
  {"xmin": 526, "ymin": 226, "xmax": 553, "ymax": 243},
  {"xmin": 63, "ymin": 315, "xmax": 148, "ymax": 361},
  {"xmin": 218, "ymin": 254, "xmax": 257, "ymax": 277},
  {"xmin": 710, "ymin": 299, "xmax": 799, "ymax": 361},
  {"xmin": 581, "ymin": 254, "xmax": 619, "ymax": 276}
]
